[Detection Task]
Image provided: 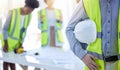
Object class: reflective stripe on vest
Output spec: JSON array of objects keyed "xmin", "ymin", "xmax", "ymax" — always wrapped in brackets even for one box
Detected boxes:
[
  {"xmin": 8, "ymin": 8, "xmax": 31, "ymax": 51},
  {"xmin": 38, "ymin": 9, "xmax": 64, "ymax": 46},
  {"xmin": 83, "ymin": 0, "xmax": 120, "ymax": 70}
]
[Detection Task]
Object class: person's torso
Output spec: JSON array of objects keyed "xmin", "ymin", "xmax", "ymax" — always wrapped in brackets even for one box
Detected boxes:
[
  {"xmin": 20, "ymin": 15, "xmax": 25, "ymax": 30},
  {"xmin": 100, "ymin": 0, "xmax": 119, "ymax": 57},
  {"xmin": 46, "ymin": 9, "xmax": 57, "ymax": 27}
]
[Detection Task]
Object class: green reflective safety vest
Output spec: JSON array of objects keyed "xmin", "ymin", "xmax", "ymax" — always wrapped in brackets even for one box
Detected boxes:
[
  {"xmin": 38, "ymin": 9, "xmax": 64, "ymax": 46},
  {"xmin": 7, "ymin": 8, "xmax": 32, "ymax": 51},
  {"xmin": 0, "ymin": 33, "xmax": 4, "ymax": 46},
  {"xmin": 83, "ymin": 0, "xmax": 120, "ymax": 70}
]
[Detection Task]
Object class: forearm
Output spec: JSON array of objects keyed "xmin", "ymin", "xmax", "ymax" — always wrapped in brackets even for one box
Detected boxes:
[
  {"xmin": 4, "ymin": 40, "xmax": 8, "ymax": 46},
  {"xmin": 66, "ymin": 0, "xmax": 88, "ymax": 59},
  {"xmin": 3, "ymin": 12, "xmax": 12, "ymax": 40},
  {"xmin": 3, "ymin": 29, "xmax": 8, "ymax": 40},
  {"xmin": 3, "ymin": 40, "xmax": 8, "ymax": 52},
  {"xmin": 66, "ymin": 27, "xmax": 87, "ymax": 59}
]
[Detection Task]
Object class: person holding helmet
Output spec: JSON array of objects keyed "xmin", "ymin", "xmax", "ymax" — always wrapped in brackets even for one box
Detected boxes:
[
  {"xmin": 66, "ymin": 0, "xmax": 120, "ymax": 70},
  {"xmin": 3, "ymin": 0, "xmax": 39, "ymax": 70}
]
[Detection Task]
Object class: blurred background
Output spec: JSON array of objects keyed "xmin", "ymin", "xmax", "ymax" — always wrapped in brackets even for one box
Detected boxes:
[
  {"xmin": 0, "ymin": 0, "xmax": 79, "ymax": 50},
  {"xmin": 0, "ymin": 0, "xmax": 80, "ymax": 69}
]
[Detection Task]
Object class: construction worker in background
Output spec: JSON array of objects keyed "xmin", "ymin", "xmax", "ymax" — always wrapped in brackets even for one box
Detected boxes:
[
  {"xmin": 38, "ymin": 0, "xmax": 64, "ymax": 48},
  {"xmin": 0, "ymin": 34, "xmax": 3, "ymax": 46},
  {"xmin": 0, "ymin": 17, "xmax": 4, "ymax": 47},
  {"xmin": 3, "ymin": 0, "xmax": 39, "ymax": 70},
  {"xmin": 66, "ymin": 0, "xmax": 120, "ymax": 70},
  {"xmin": 0, "ymin": 32, "xmax": 3, "ymax": 47}
]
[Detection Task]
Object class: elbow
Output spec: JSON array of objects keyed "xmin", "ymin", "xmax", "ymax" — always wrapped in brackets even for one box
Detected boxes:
[
  {"xmin": 65, "ymin": 27, "xmax": 71, "ymax": 40},
  {"xmin": 65, "ymin": 27, "xmax": 69, "ymax": 37},
  {"xmin": 2, "ymin": 27, "xmax": 7, "ymax": 34},
  {"xmin": 65, "ymin": 27, "xmax": 73, "ymax": 37}
]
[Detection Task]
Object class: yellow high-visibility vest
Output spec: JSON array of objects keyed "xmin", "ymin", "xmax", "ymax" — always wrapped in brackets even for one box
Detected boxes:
[
  {"xmin": 38, "ymin": 9, "xmax": 64, "ymax": 46},
  {"xmin": 0, "ymin": 33, "xmax": 4, "ymax": 46},
  {"xmin": 7, "ymin": 8, "xmax": 32, "ymax": 51},
  {"xmin": 83, "ymin": 0, "xmax": 120, "ymax": 70}
]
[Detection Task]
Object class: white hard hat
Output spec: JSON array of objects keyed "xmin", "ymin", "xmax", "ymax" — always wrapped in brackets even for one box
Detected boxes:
[{"xmin": 74, "ymin": 19, "xmax": 97, "ymax": 44}]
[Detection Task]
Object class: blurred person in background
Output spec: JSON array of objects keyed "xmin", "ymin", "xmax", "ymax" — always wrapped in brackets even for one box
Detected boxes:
[
  {"xmin": 38, "ymin": 0, "xmax": 64, "ymax": 48},
  {"xmin": 3, "ymin": 0, "xmax": 39, "ymax": 70},
  {"xmin": 0, "ymin": 17, "xmax": 4, "ymax": 48}
]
